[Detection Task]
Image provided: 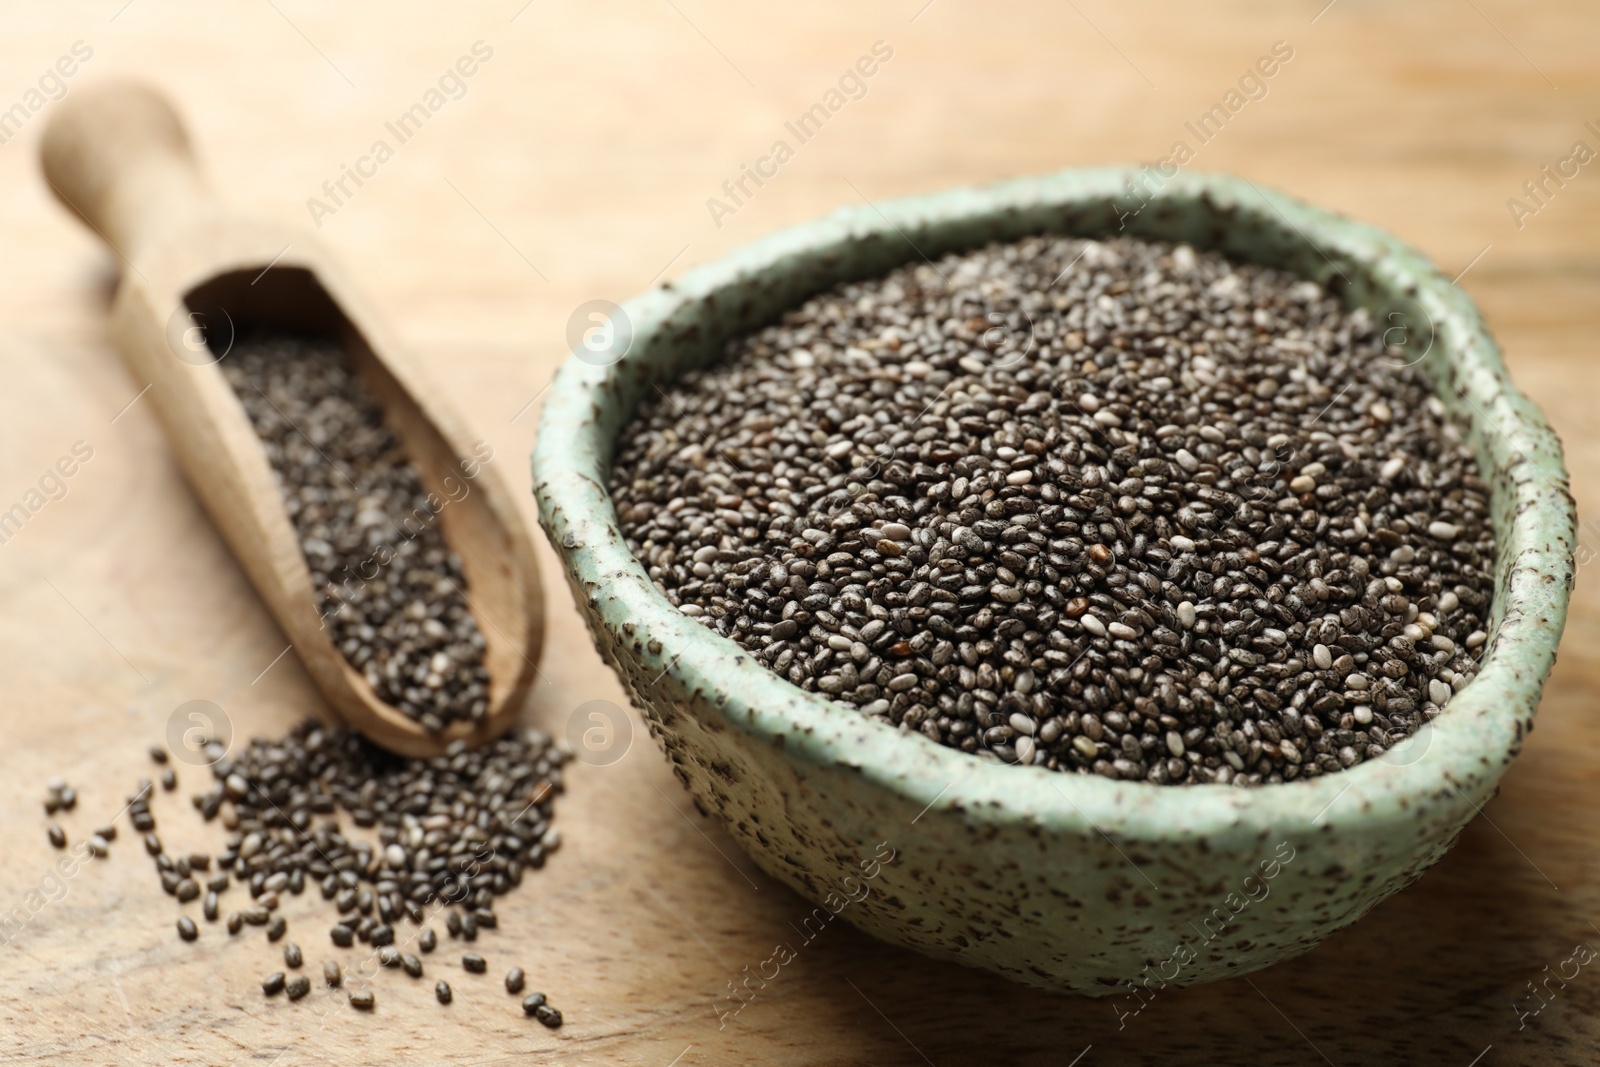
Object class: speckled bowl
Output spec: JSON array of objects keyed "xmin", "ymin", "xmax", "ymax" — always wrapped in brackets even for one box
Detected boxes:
[{"xmin": 531, "ymin": 168, "xmax": 1574, "ymax": 995}]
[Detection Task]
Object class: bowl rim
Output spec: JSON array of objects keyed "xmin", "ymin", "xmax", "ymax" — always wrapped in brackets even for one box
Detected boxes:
[{"xmin": 533, "ymin": 166, "xmax": 1574, "ymax": 843}]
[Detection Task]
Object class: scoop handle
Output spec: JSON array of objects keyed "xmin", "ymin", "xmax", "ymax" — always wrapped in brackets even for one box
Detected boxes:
[{"xmin": 40, "ymin": 80, "xmax": 215, "ymax": 268}]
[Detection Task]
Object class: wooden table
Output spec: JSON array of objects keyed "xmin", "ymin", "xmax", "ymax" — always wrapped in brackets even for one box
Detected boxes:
[{"xmin": 1, "ymin": 2, "xmax": 1596, "ymax": 1063}]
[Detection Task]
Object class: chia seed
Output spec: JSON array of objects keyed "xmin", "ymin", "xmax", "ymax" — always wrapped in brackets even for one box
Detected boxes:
[
  {"xmin": 220, "ymin": 334, "xmax": 492, "ymax": 732},
  {"xmin": 611, "ymin": 234, "xmax": 1496, "ymax": 785}
]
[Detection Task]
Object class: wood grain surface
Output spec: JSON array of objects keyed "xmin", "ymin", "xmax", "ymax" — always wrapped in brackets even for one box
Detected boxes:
[{"xmin": 0, "ymin": 3, "xmax": 1596, "ymax": 1064}]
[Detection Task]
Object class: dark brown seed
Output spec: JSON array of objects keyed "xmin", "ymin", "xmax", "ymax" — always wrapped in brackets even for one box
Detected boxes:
[
  {"xmin": 505, "ymin": 967, "xmax": 525, "ymax": 995},
  {"xmin": 330, "ymin": 925, "xmax": 354, "ymax": 948},
  {"xmin": 221, "ymin": 336, "xmax": 491, "ymax": 732},
  {"xmin": 244, "ymin": 907, "xmax": 270, "ymax": 926},
  {"xmin": 402, "ymin": 953, "xmax": 423, "ymax": 978},
  {"xmin": 149, "ymin": 744, "xmax": 169, "ymax": 764},
  {"xmin": 284, "ymin": 943, "xmax": 303, "ymax": 969},
  {"xmin": 143, "ymin": 832, "xmax": 162, "ymax": 856},
  {"xmin": 435, "ymin": 980, "xmax": 452, "ymax": 1004},
  {"xmin": 207, "ymin": 873, "xmax": 229, "ymax": 893},
  {"xmin": 87, "ymin": 835, "xmax": 109, "ymax": 858},
  {"xmin": 521, "ymin": 992, "xmax": 546, "ymax": 1015},
  {"xmin": 369, "ymin": 923, "xmax": 394, "ymax": 947},
  {"xmin": 176, "ymin": 917, "xmax": 198, "ymax": 942},
  {"xmin": 610, "ymin": 233, "xmax": 1496, "ymax": 787},
  {"xmin": 262, "ymin": 972, "xmax": 286, "ymax": 996},
  {"xmin": 534, "ymin": 1004, "xmax": 562, "ymax": 1028},
  {"xmin": 227, "ymin": 912, "xmax": 244, "ymax": 935},
  {"xmin": 203, "ymin": 891, "xmax": 219, "ymax": 922},
  {"xmin": 94, "ymin": 824, "xmax": 116, "ymax": 842},
  {"xmin": 59, "ymin": 787, "xmax": 76, "ymax": 811},
  {"xmin": 418, "ymin": 927, "xmax": 437, "ymax": 953},
  {"xmin": 188, "ymin": 853, "xmax": 210, "ymax": 871},
  {"xmin": 378, "ymin": 946, "xmax": 401, "ymax": 968},
  {"xmin": 267, "ymin": 916, "xmax": 287, "ymax": 942},
  {"xmin": 324, "ymin": 960, "xmax": 342, "ymax": 987},
  {"xmin": 176, "ymin": 880, "xmax": 199, "ymax": 903},
  {"xmin": 286, "ymin": 976, "xmax": 311, "ymax": 1000},
  {"xmin": 161, "ymin": 768, "xmax": 177, "ymax": 791},
  {"xmin": 349, "ymin": 989, "xmax": 375, "ymax": 1010},
  {"xmin": 462, "ymin": 953, "xmax": 486, "ymax": 974},
  {"xmin": 46, "ymin": 824, "xmax": 65, "ymax": 849}
]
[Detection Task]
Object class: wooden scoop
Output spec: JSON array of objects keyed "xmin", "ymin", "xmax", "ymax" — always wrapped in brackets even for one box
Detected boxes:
[{"xmin": 40, "ymin": 80, "xmax": 544, "ymax": 758}]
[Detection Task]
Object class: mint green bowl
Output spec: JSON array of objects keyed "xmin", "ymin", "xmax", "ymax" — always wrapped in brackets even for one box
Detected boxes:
[{"xmin": 531, "ymin": 168, "xmax": 1574, "ymax": 994}]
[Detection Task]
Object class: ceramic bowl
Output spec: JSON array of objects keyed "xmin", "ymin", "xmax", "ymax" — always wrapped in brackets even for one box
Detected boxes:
[{"xmin": 531, "ymin": 168, "xmax": 1574, "ymax": 994}]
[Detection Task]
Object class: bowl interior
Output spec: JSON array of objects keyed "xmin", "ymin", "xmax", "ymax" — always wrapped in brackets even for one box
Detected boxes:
[{"xmin": 534, "ymin": 167, "xmax": 1573, "ymax": 848}]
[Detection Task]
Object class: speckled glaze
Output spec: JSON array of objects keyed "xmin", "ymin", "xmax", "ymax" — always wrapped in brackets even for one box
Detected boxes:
[{"xmin": 531, "ymin": 168, "xmax": 1574, "ymax": 995}]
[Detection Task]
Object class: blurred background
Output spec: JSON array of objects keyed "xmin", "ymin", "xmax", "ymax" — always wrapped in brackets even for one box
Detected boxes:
[{"xmin": 0, "ymin": 2, "xmax": 1596, "ymax": 1064}]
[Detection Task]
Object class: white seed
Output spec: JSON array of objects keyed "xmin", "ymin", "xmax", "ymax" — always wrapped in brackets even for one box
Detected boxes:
[
  {"xmin": 1312, "ymin": 644, "xmax": 1333, "ymax": 670},
  {"xmin": 1176, "ymin": 602, "xmax": 1197, "ymax": 629},
  {"xmin": 1438, "ymin": 591, "xmax": 1459, "ymax": 614},
  {"xmin": 1165, "ymin": 732, "xmax": 1185, "ymax": 757},
  {"xmin": 1428, "ymin": 679, "xmax": 1453, "ymax": 706},
  {"xmin": 1465, "ymin": 630, "xmax": 1487, "ymax": 649},
  {"xmin": 1427, "ymin": 521, "xmax": 1459, "ymax": 541},
  {"xmin": 1108, "ymin": 622, "xmax": 1137, "ymax": 640},
  {"xmin": 1080, "ymin": 615, "xmax": 1107, "ymax": 637}
]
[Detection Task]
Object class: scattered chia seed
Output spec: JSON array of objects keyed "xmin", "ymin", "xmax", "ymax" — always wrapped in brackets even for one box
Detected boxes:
[
  {"xmin": 176, "ymin": 916, "xmax": 198, "ymax": 942},
  {"xmin": 520, "ymin": 991, "xmax": 546, "ymax": 1015},
  {"xmin": 262, "ymin": 972, "xmax": 286, "ymax": 996},
  {"xmin": 324, "ymin": 960, "xmax": 342, "ymax": 987},
  {"xmin": 284, "ymin": 942, "xmax": 303, "ymax": 969},
  {"xmin": 220, "ymin": 334, "xmax": 492, "ymax": 733},
  {"xmin": 611, "ymin": 234, "xmax": 1496, "ymax": 785},
  {"xmin": 436, "ymin": 979, "xmax": 453, "ymax": 1004},
  {"xmin": 266, "ymin": 916, "xmax": 288, "ymax": 942},
  {"xmin": 419, "ymin": 927, "xmax": 437, "ymax": 953},
  {"xmin": 46, "ymin": 824, "xmax": 65, "ymax": 849},
  {"xmin": 505, "ymin": 967, "xmax": 525, "ymax": 994},
  {"xmin": 402, "ymin": 953, "xmax": 424, "ymax": 978},
  {"xmin": 534, "ymin": 1003, "xmax": 562, "ymax": 1028},
  {"xmin": 349, "ymin": 988, "xmax": 375, "ymax": 1011},
  {"xmin": 462, "ymin": 953, "xmax": 486, "ymax": 974},
  {"xmin": 286, "ymin": 975, "xmax": 311, "ymax": 1001}
]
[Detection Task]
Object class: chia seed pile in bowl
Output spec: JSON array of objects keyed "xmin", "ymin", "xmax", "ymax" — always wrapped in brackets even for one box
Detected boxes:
[{"xmin": 609, "ymin": 235, "xmax": 1495, "ymax": 786}]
